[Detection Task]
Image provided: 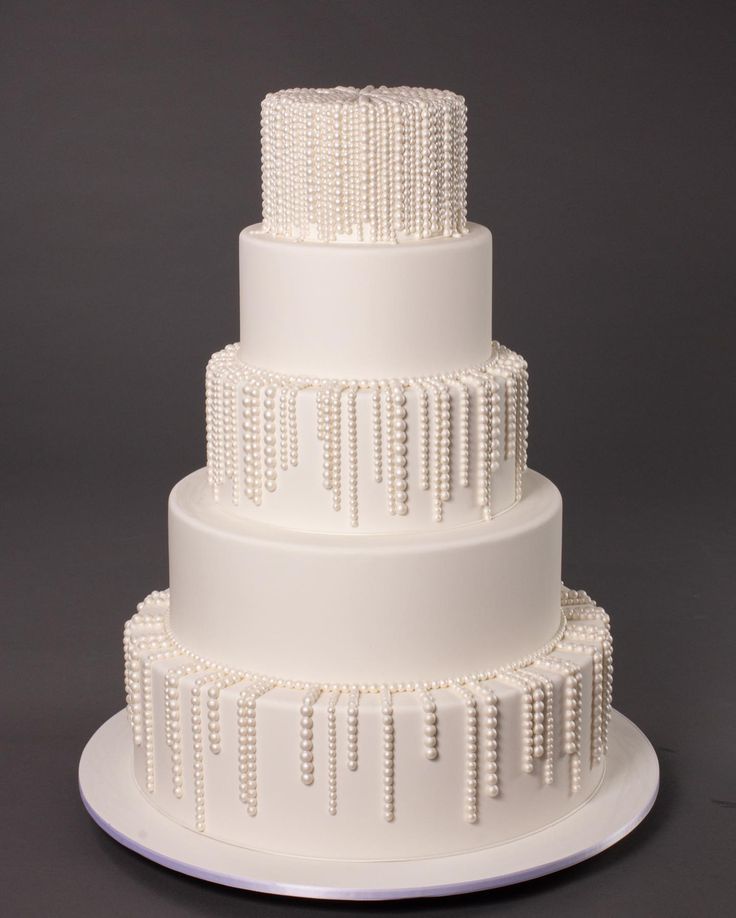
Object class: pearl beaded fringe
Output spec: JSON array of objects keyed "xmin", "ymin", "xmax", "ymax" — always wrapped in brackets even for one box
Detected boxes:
[
  {"xmin": 205, "ymin": 341, "xmax": 528, "ymax": 528},
  {"xmin": 124, "ymin": 586, "xmax": 613, "ymax": 830},
  {"xmin": 260, "ymin": 87, "xmax": 468, "ymax": 244}
]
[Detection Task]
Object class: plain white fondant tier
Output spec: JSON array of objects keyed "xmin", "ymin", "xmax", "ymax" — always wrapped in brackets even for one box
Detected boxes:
[
  {"xmin": 167, "ymin": 469, "xmax": 562, "ymax": 685},
  {"xmin": 238, "ymin": 223, "xmax": 492, "ymax": 379}
]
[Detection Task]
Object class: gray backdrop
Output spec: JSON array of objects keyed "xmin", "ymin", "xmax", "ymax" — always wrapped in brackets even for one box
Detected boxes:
[{"xmin": 2, "ymin": 1, "xmax": 734, "ymax": 915}]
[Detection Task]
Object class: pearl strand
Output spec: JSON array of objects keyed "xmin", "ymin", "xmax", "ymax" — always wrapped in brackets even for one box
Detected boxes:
[
  {"xmin": 476, "ymin": 378, "xmax": 490, "ymax": 517},
  {"xmin": 190, "ymin": 672, "xmax": 213, "ymax": 830},
  {"xmin": 300, "ymin": 686, "xmax": 321, "ymax": 785},
  {"xmin": 237, "ymin": 680, "xmax": 271, "ymax": 817},
  {"xmin": 391, "ymin": 385, "xmax": 408, "ymax": 517},
  {"xmin": 501, "ymin": 672, "xmax": 534, "ymax": 775},
  {"xmin": 418, "ymin": 385, "xmax": 430, "ymax": 491},
  {"xmin": 459, "ymin": 382, "xmax": 470, "ymax": 487},
  {"xmin": 320, "ymin": 387, "xmax": 332, "ymax": 491},
  {"xmin": 164, "ymin": 663, "xmax": 195, "ymax": 798},
  {"xmin": 346, "ymin": 687, "xmax": 359, "ymax": 771},
  {"xmin": 330, "ymin": 386, "xmax": 342, "ymax": 512},
  {"xmin": 371, "ymin": 383, "xmax": 383, "ymax": 484},
  {"xmin": 327, "ymin": 692, "xmax": 338, "ymax": 815},
  {"xmin": 223, "ymin": 378, "xmax": 235, "ymax": 501},
  {"xmin": 420, "ymin": 691, "xmax": 439, "ymax": 760},
  {"xmin": 347, "ymin": 386, "xmax": 359, "ymax": 527},
  {"xmin": 262, "ymin": 386, "xmax": 278, "ymax": 494},
  {"xmin": 455, "ymin": 684, "xmax": 479, "ymax": 823},
  {"xmin": 211, "ymin": 373, "xmax": 224, "ymax": 499},
  {"xmin": 531, "ymin": 671, "xmax": 556, "ymax": 786},
  {"xmin": 431, "ymin": 386, "xmax": 443, "ymax": 522},
  {"xmin": 477, "ymin": 684, "xmax": 500, "ymax": 797},
  {"xmin": 141, "ymin": 649, "xmax": 173, "ymax": 793},
  {"xmin": 384, "ymin": 385, "xmax": 395, "ymax": 514},
  {"xmin": 287, "ymin": 387, "xmax": 299, "ymax": 467},
  {"xmin": 278, "ymin": 387, "xmax": 289, "ymax": 472},
  {"xmin": 380, "ymin": 687, "xmax": 395, "ymax": 822}
]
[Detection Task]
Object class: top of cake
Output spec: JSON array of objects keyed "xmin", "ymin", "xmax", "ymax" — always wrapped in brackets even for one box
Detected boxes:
[{"xmin": 260, "ymin": 86, "xmax": 467, "ymax": 244}]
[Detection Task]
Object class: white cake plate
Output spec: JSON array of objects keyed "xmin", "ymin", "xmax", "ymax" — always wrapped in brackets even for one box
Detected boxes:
[{"xmin": 79, "ymin": 709, "xmax": 658, "ymax": 901}]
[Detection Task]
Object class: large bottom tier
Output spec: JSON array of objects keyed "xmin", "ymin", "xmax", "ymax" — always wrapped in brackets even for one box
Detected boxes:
[{"xmin": 124, "ymin": 587, "xmax": 613, "ymax": 861}]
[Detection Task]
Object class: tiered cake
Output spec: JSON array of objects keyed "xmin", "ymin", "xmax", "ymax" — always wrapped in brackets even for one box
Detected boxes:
[{"xmin": 123, "ymin": 87, "xmax": 614, "ymax": 861}]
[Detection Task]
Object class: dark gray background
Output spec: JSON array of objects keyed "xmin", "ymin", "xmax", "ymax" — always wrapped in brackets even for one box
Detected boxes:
[{"xmin": 2, "ymin": 1, "xmax": 734, "ymax": 915}]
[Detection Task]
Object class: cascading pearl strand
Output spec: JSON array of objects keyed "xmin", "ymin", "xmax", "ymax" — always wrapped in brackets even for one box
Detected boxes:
[
  {"xmin": 557, "ymin": 637, "xmax": 607, "ymax": 768},
  {"xmin": 237, "ymin": 680, "xmax": 271, "ymax": 817},
  {"xmin": 380, "ymin": 687, "xmax": 395, "ymax": 822},
  {"xmin": 384, "ymin": 385, "xmax": 396, "ymax": 514},
  {"xmin": 223, "ymin": 378, "xmax": 236, "ymax": 502},
  {"xmin": 141, "ymin": 649, "xmax": 173, "ymax": 793},
  {"xmin": 455, "ymin": 684, "xmax": 479, "ymax": 823},
  {"xmin": 431, "ymin": 386, "xmax": 443, "ymax": 522},
  {"xmin": 420, "ymin": 691, "xmax": 439, "ymax": 760},
  {"xmin": 459, "ymin": 382, "xmax": 470, "ymax": 487},
  {"xmin": 539, "ymin": 656, "xmax": 584, "ymax": 794},
  {"xmin": 531, "ymin": 671, "xmax": 556, "ymax": 786},
  {"xmin": 211, "ymin": 374, "xmax": 224, "ymax": 499},
  {"xmin": 347, "ymin": 386, "xmax": 359, "ymax": 527},
  {"xmin": 517, "ymin": 670, "xmax": 546, "ymax": 760},
  {"xmin": 346, "ymin": 687, "xmax": 359, "ymax": 771},
  {"xmin": 501, "ymin": 672, "xmax": 534, "ymax": 775},
  {"xmin": 300, "ymin": 686, "xmax": 321, "ymax": 786},
  {"xmin": 190, "ymin": 671, "xmax": 214, "ymax": 830},
  {"xmin": 438, "ymin": 384, "xmax": 452, "ymax": 505},
  {"xmin": 416, "ymin": 385, "xmax": 429, "ymax": 491},
  {"xmin": 391, "ymin": 385, "xmax": 409, "ymax": 517},
  {"xmin": 320, "ymin": 387, "xmax": 332, "ymax": 491},
  {"xmin": 327, "ymin": 692, "xmax": 339, "ymax": 815},
  {"xmin": 316, "ymin": 388, "xmax": 325, "ymax": 442},
  {"xmin": 278, "ymin": 387, "xmax": 289, "ymax": 471},
  {"xmin": 204, "ymin": 366, "xmax": 215, "ymax": 492},
  {"xmin": 504, "ymin": 373, "xmax": 517, "ymax": 461},
  {"xmin": 262, "ymin": 386, "xmax": 278, "ymax": 493},
  {"xmin": 476, "ymin": 377, "xmax": 489, "ymax": 516},
  {"xmin": 371, "ymin": 383, "xmax": 383, "ymax": 483},
  {"xmin": 206, "ymin": 672, "xmax": 243, "ymax": 756},
  {"xmin": 477, "ymin": 683, "xmax": 500, "ymax": 797},
  {"xmin": 330, "ymin": 386, "xmax": 342, "ymax": 511},
  {"xmin": 287, "ymin": 388, "xmax": 299, "ymax": 467},
  {"xmin": 164, "ymin": 663, "xmax": 196, "ymax": 798}
]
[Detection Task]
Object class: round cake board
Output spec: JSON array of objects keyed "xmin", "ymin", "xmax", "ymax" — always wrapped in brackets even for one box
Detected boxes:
[{"xmin": 79, "ymin": 709, "xmax": 658, "ymax": 901}]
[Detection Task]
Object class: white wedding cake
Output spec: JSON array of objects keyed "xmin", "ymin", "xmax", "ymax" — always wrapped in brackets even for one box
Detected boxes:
[{"xmin": 122, "ymin": 86, "xmax": 615, "ymax": 862}]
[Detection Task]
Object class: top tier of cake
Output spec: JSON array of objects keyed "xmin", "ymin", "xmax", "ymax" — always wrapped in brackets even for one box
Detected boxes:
[
  {"xmin": 242, "ymin": 87, "xmax": 489, "ymax": 381},
  {"xmin": 260, "ymin": 86, "xmax": 467, "ymax": 244}
]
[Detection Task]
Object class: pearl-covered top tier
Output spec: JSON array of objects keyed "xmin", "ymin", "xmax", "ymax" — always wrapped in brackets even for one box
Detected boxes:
[{"xmin": 260, "ymin": 86, "xmax": 468, "ymax": 243}]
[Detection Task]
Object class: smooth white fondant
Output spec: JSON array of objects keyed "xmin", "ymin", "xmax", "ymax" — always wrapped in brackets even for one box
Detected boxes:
[
  {"xmin": 238, "ymin": 224, "xmax": 492, "ymax": 378},
  {"xmin": 260, "ymin": 87, "xmax": 467, "ymax": 243},
  {"xmin": 167, "ymin": 469, "xmax": 562, "ymax": 684},
  {"xmin": 205, "ymin": 341, "xmax": 527, "ymax": 532}
]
